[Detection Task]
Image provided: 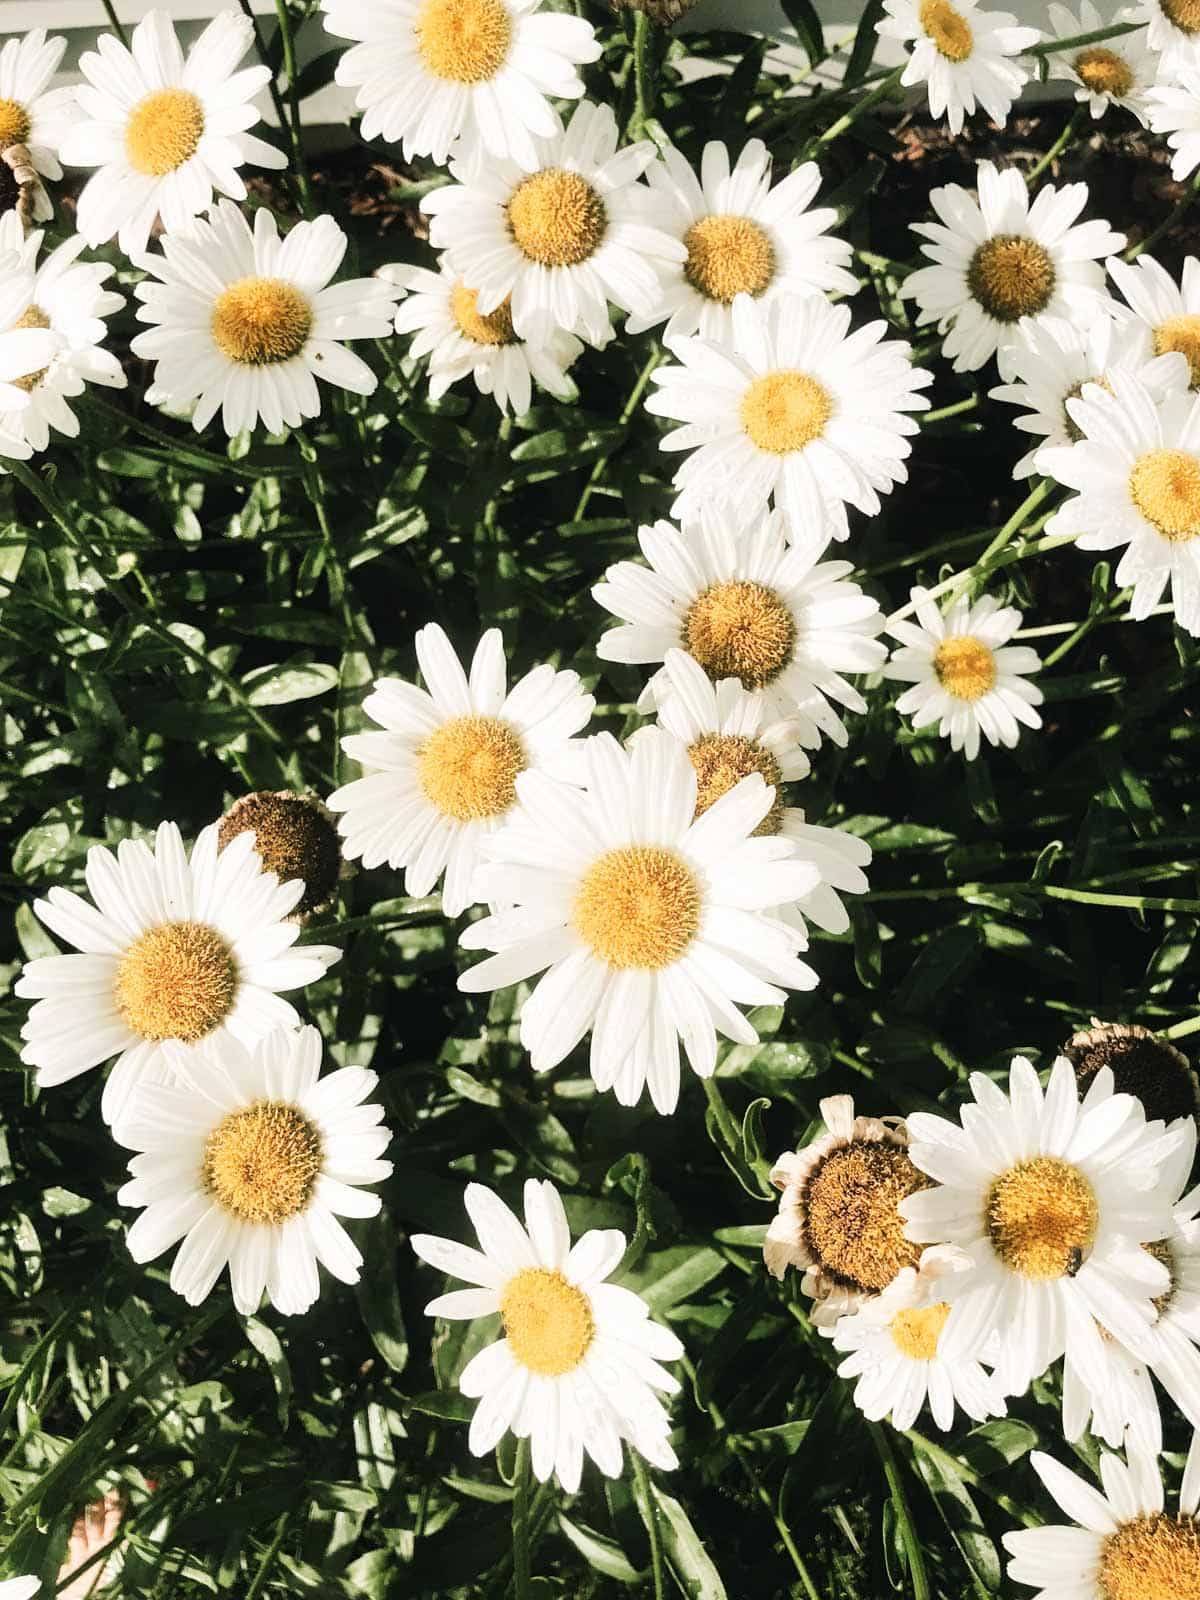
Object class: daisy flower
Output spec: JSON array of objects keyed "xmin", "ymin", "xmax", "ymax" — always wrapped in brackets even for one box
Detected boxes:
[
  {"xmin": 0, "ymin": 27, "xmax": 76, "ymax": 219},
  {"xmin": 15, "ymin": 820, "xmax": 341, "ymax": 1128},
  {"xmin": 833, "ymin": 1247, "xmax": 1008, "ymax": 1430},
  {"xmin": 876, "ymin": 0, "xmax": 1040, "ymax": 137},
  {"xmin": 1134, "ymin": 0, "xmax": 1200, "ymax": 77},
  {"xmin": 0, "ymin": 210, "xmax": 126, "ymax": 455},
  {"xmin": 0, "ymin": 1584, "xmax": 39, "ymax": 1600},
  {"xmin": 1004, "ymin": 1435, "xmax": 1200, "ymax": 1600},
  {"xmin": 648, "ymin": 649, "xmax": 872, "ymax": 936},
  {"xmin": 900, "ymin": 1053, "xmax": 1187, "ymax": 1398},
  {"xmin": 0, "ymin": 242, "xmax": 60, "ymax": 459},
  {"xmin": 1044, "ymin": 2, "xmax": 1157, "ymax": 122},
  {"xmin": 422, "ymin": 99, "xmax": 685, "ymax": 347},
  {"xmin": 647, "ymin": 293, "xmax": 931, "ymax": 550},
  {"xmin": 903, "ymin": 160, "xmax": 1125, "ymax": 373},
  {"xmin": 320, "ymin": 0, "xmax": 600, "ymax": 172},
  {"xmin": 458, "ymin": 729, "xmax": 821, "ymax": 1115},
  {"xmin": 412, "ymin": 1179, "xmax": 683, "ymax": 1490},
  {"xmin": 217, "ymin": 791, "xmax": 346, "ymax": 924},
  {"xmin": 883, "ymin": 586, "xmax": 1044, "ymax": 760},
  {"xmin": 592, "ymin": 511, "xmax": 887, "ymax": 749},
  {"xmin": 990, "ymin": 314, "xmax": 1188, "ymax": 479},
  {"xmin": 625, "ymin": 138, "xmax": 855, "ymax": 343},
  {"xmin": 327, "ymin": 624, "xmax": 594, "ymax": 918},
  {"xmin": 1063, "ymin": 1019, "xmax": 1200, "ymax": 1126},
  {"xmin": 1041, "ymin": 370, "xmax": 1200, "ymax": 636},
  {"xmin": 55, "ymin": 9, "xmax": 285, "ymax": 257},
  {"xmin": 765, "ymin": 1094, "xmax": 931, "ymax": 1333},
  {"xmin": 1109, "ymin": 254, "xmax": 1200, "ymax": 391},
  {"xmin": 116, "ymin": 1026, "xmax": 392, "ymax": 1316},
  {"xmin": 386, "ymin": 258, "xmax": 583, "ymax": 416},
  {"xmin": 1148, "ymin": 77, "xmax": 1200, "ymax": 183},
  {"xmin": 130, "ymin": 200, "xmax": 400, "ymax": 438}
]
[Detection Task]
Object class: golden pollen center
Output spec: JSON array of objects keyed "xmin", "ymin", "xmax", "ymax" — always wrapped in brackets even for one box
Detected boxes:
[
  {"xmin": 211, "ymin": 278, "xmax": 313, "ymax": 366},
  {"xmin": 125, "ymin": 88, "xmax": 205, "ymax": 177},
  {"xmin": 967, "ymin": 235, "xmax": 1057, "ymax": 324},
  {"xmin": 1146, "ymin": 1237, "xmax": 1177, "ymax": 1317},
  {"xmin": 113, "ymin": 920, "xmax": 238, "ymax": 1043},
  {"xmin": 1099, "ymin": 1513, "xmax": 1200, "ymax": 1600},
  {"xmin": 450, "ymin": 283, "xmax": 517, "ymax": 346},
  {"xmin": 1153, "ymin": 314, "xmax": 1200, "ymax": 388},
  {"xmin": 890, "ymin": 1301, "xmax": 951, "ymax": 1361},
  {"xmin": 414, "ymin": 0, "xmax": 512, "ymax": 81},
  {"xmin": 0, "ymin": 98, "xmax": 31, "ymax": 148},
  {"xmin": 688, "ymin": 733, "xmax": 783, "ymax": 834},
  {"xmin": 202, "ymin": 1101, "xmax": 323, "ymax": 1225},
  {"xmin": 507, "ymin": 169, "xmax": 607, "ymax": 268},
  {"xmin": 919, "ymin": 0, "xmax": 974, "ymax": 60},
  {"xmin": 1074, "ymin": 46, "xmax": 1134, "ymax": 96},
  {"xmin": 417, "ymin": 714, "xmax": 526, "ymax": 822},
  {"xmin": 683, "ymin": 580, "xmax": 797, "ymax": 690},
  {"xmin": 741, "ymin": 369, "xmax": 833, "ymax": 454},
  {"xmin": 933, "ymin": 635, "xmax": 996, "ymax": 702},
  {"xmin": 573, "ymin": 846, "xmax": 702, "ymax": 971},
  {"xmin": 11, "ymin": 303, "xmax": 51, "ymax": 392},
  {"xmin": 683, "ymin": 214, "xmax": 777, "ymax": 304},
  {"xmin": 986, "ymin": 1156, "xmax": 1099, "ymax": 1279},
  {"xmin": 802, "ymin": 1142, "xmax": 928, "ymax": 1293},
  {"xmin": 1130, "ymin": 447, "xmax": 1200, "ymax": 543},
  {"xmin": 500, "ymin": 1267, "xmax": 595, "ymax": 1376},
  {"xmin": 1163, "ymin": 0, "xmax": 1200, "ymax": 35}
]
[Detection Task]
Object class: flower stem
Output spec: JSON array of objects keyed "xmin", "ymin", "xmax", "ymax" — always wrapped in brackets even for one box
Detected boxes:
[
  {"xmin": 633, "ymin": 1454, "xmax": 666, "ymax": 1600},
  {"xmin": 272, "ymin": 0, "xmax": 315, "ymax": 217},
  {"xmin": 1025, "ymin": 20, "xmax": 1143, "ymax": 56},
  {"xmin": 628, "ymin": 12, "xmax": 656, "ymax": 141},
  {"xmin": 1026, "ymin": 103, "xmax": 1088, "ymax": 186},
  {"xmin": 809, "ymin": 65, "xmax": 904, "ymax": 154},
  {"xmin": 1125, "ymin": 167, "xmax": 1200, "ymax": 262},
  {"xmin": 870, "ymin": 1424, "xmax": 930, "ymax": 1600},
  {"xmin": 512, "ymin": 1437, "xmax": 533, "ymax": 1599},
  {"xmin": 99, "ymin": 0, "xmax": 129, "ymax": 46}
]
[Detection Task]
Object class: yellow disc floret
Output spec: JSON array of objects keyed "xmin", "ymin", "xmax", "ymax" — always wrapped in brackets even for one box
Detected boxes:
[
  {"xmin": 573, "ymin": 846, "xmax": 702, "ymax": 970},
  {"xmin": 919, "ymin": 0, "xmax": 974, "ymax": 60},
  {"xmin": 1073, "ymin": 46, "xmax": 1134, "ymax": 97},
  {"xmin": 683, "ymin": 580, "xmax": 797, "ymax": 690},
  {"xmin": 687, "ymin": 733, "xmax": 783, "ymax": 832},
  {"xmin": 683, "ymin": 214, "xmax": 776, "ymax": 304},
  {"xmin": 507, "ymin": 169, "xmax": 607, "ymax": 267},
  {"xmin": 0, "ymin": 98, "xmax": 31, "ymax": 148},
  {"xmin": 125, "ymin": 88, "xmax": 205, "ymax": 177},
  {"xmin": 450, "ymin": 283, "xmax": 518, "ymax": 346},
  {"xmin": 1153, "ymin": 314, "xmax": 1200, "ymax": 388},
  {"xmin": 11, "ymin": 304, "xmax": 51, "ymax": 392},
  {"xmin": 417, "ymin": 715, "xmax": 526, "ymax": 822},
  {"xmin": 890, "ymin": 1301, "xmax": 951, "ymax": 1361},
  {"xmin": 933, "ymin": 635, "xmax": 997, "ymax": 702},
  {"xmin": 741, "ymin": 370, "xmax": 833, "ymax": 454},
  {"xmin": 211, "ymin": 278, "xmax": 313, "ymax": 366},
  {"xmin": 1098, "ymin": 1513, "xmax": 1200, "ymax": 1600},
  {"xmin": 414, "ymin": 0, "xmax": 513, "ymax": 82},
  {"xmin": 113, "ymin": 920, "xmax": 238, "ymax": 1043},
  {"xmin": 500, "ymin": 1267, "xmax": 595, "ymax": 1376},
  {"xmin": 986, "ymin": 1156, "xmax": 1099, "ymax": 1280},
  {"xmin": 1163, "ymin": 0, "xmax": 1200, "ymax": 36},
  {"xmin": 967, "ymin": 235, "xmax": 1057, "ymax": 323},
  {"xmin": 802, "ymin": 1142, "xmax": 928, "ymax": 1293},
  {"xmin": 1130, "ymin": 447, "xmax": 1200, "ymax": 542},
  {"xmin": 202, "ymin": 1100, "xmax": 323, "ymax": 1225}
]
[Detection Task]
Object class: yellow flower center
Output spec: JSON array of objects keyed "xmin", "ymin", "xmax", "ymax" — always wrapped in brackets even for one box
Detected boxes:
[
  {"xmin": 211, "ymin": 278, "xmax": 313, "ymax": 366},
  {"xmin": 1074, "ymin": 46, "xmax": 1134, "ymax": 97},
  {"xmin": 417, "ymin": 714, "xmax": 526, "ymax": 822},
  {"xmin": 202, "ymin": 1100, "xmax": 323, "ymax": 1225},
  {"xmin": 687, "ymin": 733, "xmax": 783, "ymax": 834},
  {"xmin": 1146, "ymin": 1237, "xmax": 1177, "ymax": 1317},
  {"xmin": 113, "ymin": 921, "xmax": 238, "ymax": 1043},
  {"xmin": 450, "ymin": 283, "xmax": 517, "ymax": 346},
  {"xmin": 11, "ymin": 303, "xmax": 51, "ymax": 392},
  {"xmin": 0, "ymin": 98, "xmax": 31, "ymax": 148},
  {"xmin": 125, "ymin": 88, "xmax": 205, "ymax": 177},
  {"xmin": 986, "ymin": 1156, "xmax": 1099, "ymax": 1280},
  {"xmin": 573, "ymin": 846, "xmax": 702, "ymax": 971},
  {"xmin": 414, "ymin": 0, "xmax": 512, "ymax": 82},
  {"xmin": 919, "ymin": 0, "xmax": 974, "ymax": 60},
  {"xmin": 802, "ymin": 1142, "xmax": 928, "ymax": 1293},
  {"xmin": 932, "ymin": 635, "xmax": 997, "ymax": 702},
  {"xmin": 1129, "ymin": 447, "xmax": 1200, "ymax": 543},
  {"xmin": 683, "ymin": 214, "xmax": 776, "ymax": 304},
  {"xmin": 1099, "ymin": 1513, "xmax": 1200, "ymax": 1600},
  {"xmin": 507, "ymin": 169, "xmax": 607, "ymax": 267},
  {"xmin": 890, "ymin": 1301, "xmax": 951, "ymax": 1361},
  {"xmin": 741, "ymin": 370, "xmax": 833, "ymax": 454},
  {"xmin": 967, "ymin": 235, "xmax": 1057, "ymax": 324},
  {"xmin": 500, "ymin": 1267, "xmax": 595, "ymax": 1376},
  {"xmin": 1163, "ymin": 0, "xmax": 1200, "ymax": 35},
  {"xmin": 683, "ymin": 579, "xmax": 797, "ymax": 690},
  {"xmin": 1153, "ymin": 314, "xmax": 1200, "ymax": 388},
  {"xmin": 217, "ymin": 793, "xmax": 342, "ymax": 920}
]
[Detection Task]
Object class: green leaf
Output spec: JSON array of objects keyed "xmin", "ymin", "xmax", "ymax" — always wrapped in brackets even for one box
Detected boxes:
[
  {"xmin": 356, "ymin": 1211, "xmax": 409, "ymax": 1374},
  {"xmin": 557, "ymin": 1513, "xmax": 642, "ymax": 1583},
  {"xmin": 780, "ymin": 0, "xmax": 826, "ymax": 65},
  {"xmin": 241, "ymin": 1317, "xmax": 292, "ymax": 1428},
  {"xmin": 243, "ymin": 661, "xmax": 339, "ymax": 705},
  {"xmin": 640, "ymin": 1483, "xmax": 728, "ymax": 1600},
  {"xmin": 845, "ymin": 0, "xmax": 886, "ymax": 83}
]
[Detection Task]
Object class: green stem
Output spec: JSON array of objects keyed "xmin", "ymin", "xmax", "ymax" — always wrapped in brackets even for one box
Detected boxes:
[
  {"xmin": 628, "ymin": 11, "xmax": 656, "ymax": 141},
  {"xmin": 1164, "ymin": 1014, "xmax": 1200, "ymax": 1041},
  {"xmin": 923, "ymin": 395, "xmax": 979, "ymax": 424},
  {"xmin": 1125, "ymin": 166, "xmax": 1200, "ymax": 262},
  {"xmin": 1025, "ymin": 20, "xmax": 1143, "ymax": 55},
  {"xmin": 512, "ymin": 1437, "xmax": 533, "ymax": 1600},
  {"xmin": 99, "ymin": 0, "xmax": 128, "ymax": 45},
  {"xmin": 863, "ymin": 879, "xmax": 1200, "ymax": 912},
  {"xmin": 245, "ymin": 1512, "xmax": 293, "ymax": 1600},
  {"xmin": 82, "ymin": 394, "xmax": 305, "ymax": 478},
  {"xmin": 272, "ymin": 0, "xmax": 315, "ymax": 217},
  {"xmin": 870, "ymin": 1424, "xmax": 929, "ymax": 1600},
  {"xmin": 809, "ymin": 65, "xmax": 904, "ymax": 153},
  {"xmin": 633, "ymin": 1454, "xmax": 666, "ymax": 1600},
  {"xmin": 1026, "ymin": 103, "xmax": 1088, "ymax": 185},
  {"xmin": 572, "ymin": 344, "xmax": 660, "ymax": 522}
]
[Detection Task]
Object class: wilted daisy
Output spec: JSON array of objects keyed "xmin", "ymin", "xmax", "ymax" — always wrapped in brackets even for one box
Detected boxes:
[
  {"xmin": 1110, "ymin": 254, "xmax": 1200, "ymax": 390},
  {"xmin": 1135, "ymin": 0, "xmax": 1200, "ymax": 76},
  {"xmin": 387, "ymin": 259, "xmax": 582, "ymax": 416},
  {"xmin": 901, "ymin": 1054, "xmax": 1186, "ymax": 1397},
  {"xmin": 1044, "ymin": 2, "xmax": 1156, "ymax": 122},
  {"xmin": 1148, "ymin": 77, "xmax": 1200, "ymax": 182},
  {"xmin": 328, "ymin": 624, "xmax": 593, "ymax": 917},
  {"xmin": 130, "ymin": 201, "xmax": 399, "ymax": 438},
  {"xmin": 321, "ymin": 0, "xmax": 599, "ymax": 171},
  {"xmin": 16, "ymin": 820, "xmax": 340, "ymax": 1128},
  {"xmin": 876, "ymin": 0, "xmax": 1040, "ymax": 137},
  {"xmin": 1004, "ymin": 1436, "xmax": 1200, "ymax": 1600},
  {"xmin": 218, "ymin": 792, "xmax": 345, "ymax": 923},
  {"xmin": 0, "ymin": 27, "xmax": 76, "ymax": 219},
  {"xmin": 412, "ymin": 1179, "xmax": 683, "ymax": 1490},
  {"xmin": 903, "ymin": 161, "xmax": 1125, "ymax": 373},
  {"xmin": 56, "ymin": 9, "xmax": 285, "ymax": 256},
  {"xmin": 884, "ymin": 587, "xmax": 1044, "ymax": 760},
  {"xmin": 647, "ymin": 293, "xmax": 931, "ymax": 549},
  {"xmin": 592, "ymin": 511, "xmax": 888, "ymax": 749},
  {"xmin": 116, "ymin": 1026, "xmax": 392, "ymax": 1315},
  {"xmin": 1063, "ymin": 1020, "xmax": 1199, "ymax": 1126},
  {"xmin": 626, "ymin": 139, "xmax": 855, "ymax": 342},
  {"xmin": 0, "ymin": 211, "xmax": 126, "ymax": 454},
  {"xmin": 991, "ymin": 315, "xmax": 1188, "ymax": 479},
  {"xmin": 765, "ymin": 1095, "xmax": 931, "ymax": 1333},
  {"xmin": 459, "ymin": 729, "xmax": 820, "ymax": 1115},
  {"xmin": 1041, "ymin": 370, "xmax": 1200, "ymax": 636},
  {"xmin": 423, "ymin": 100, "xmax": 683, "ymax": 347},
  {"xmin": 833, "ymin": 1247, "xmax": 1007, "ymax": 1430},
  {"xmin": 649, "ymin": 650, "xmax": 872, "ymax": 936}
]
